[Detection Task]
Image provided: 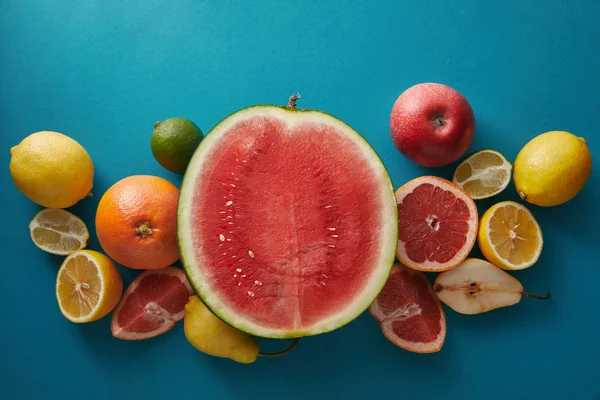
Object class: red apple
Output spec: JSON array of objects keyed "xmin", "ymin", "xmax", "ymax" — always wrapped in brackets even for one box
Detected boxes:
[{"xmin": 390, "ymin": 83, "xmax": 475, "ymax": 167}]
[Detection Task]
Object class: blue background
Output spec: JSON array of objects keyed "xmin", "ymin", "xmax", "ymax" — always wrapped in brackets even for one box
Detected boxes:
[{"xmin": 1, "ymin": 1, "xmax": 599, "ymax": 399}]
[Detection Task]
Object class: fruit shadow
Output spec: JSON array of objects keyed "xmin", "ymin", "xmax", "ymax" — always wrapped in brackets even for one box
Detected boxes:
[
  {"xmin": 199, "ymin": 312, "xmax": 461, "ymax": 392},
  {"xmin": 199, "ymin": 335, "xmax": 325, "ymax": 391},
  {"xmin": 443, "ymin": 291, "xmax": 558, "ymax": 335},
  {"xmin": 54, "ymin": 168, "xmax": 187, "ymax": 363},
  {"xmin": 442, "ymin": 246, "xmax": 560, "ymax": 337},
  {"xmin": 348, "ymin": 314, "xmax": 462, "ymax": 376},
  {"xmin": 73, "ymin": 265, "xmax": 158, "ymax": 363},
  {"xmin": 409, "ymin": 119, "xmax": 516, "ymax": 186},
  {"xmin": 414, "ymin": 161, "xmax": 457, "ymax": 183},
  {"xmin": 75, "ymin": 314, "xmax": 180, "ymax": 361},
  {"xmin": 41, "ymin": 250, "xmax": 67, "ymax": 270},
  {"xmin": 471, "ymin": 171, "xmax": 594, "ymax": 303},
  {"xmin": 530, "ymin": 180, "xmax": 599, "ymax": 249},
  {"xmin": 64, "ymin": 168, "xmax": 114, "ymax": 254}
]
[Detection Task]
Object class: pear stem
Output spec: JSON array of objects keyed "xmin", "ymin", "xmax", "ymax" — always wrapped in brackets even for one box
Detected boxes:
[
  {"xmin": 258, "ymin": 338, "xmax": 300, "ymax": 358},
  {"xmin": 521, "ymin": 291, "xmax": 551, "ymax": 300}
]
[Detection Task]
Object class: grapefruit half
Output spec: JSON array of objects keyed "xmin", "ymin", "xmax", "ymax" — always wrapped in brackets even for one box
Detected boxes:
[
  {"xmin": 178, "ymin": 103, "xmax": 398, "ymax": 338},
  {"xmin": 395, "ymin": 176, "xmax": 478, "ymax": 272},
  {"xmin": 110, "ymin": 267, "xmax": 193, "ymax": 340},
  {"xmin": 370, "ymin": 263, "xmax": 446, "ymax": 353}
]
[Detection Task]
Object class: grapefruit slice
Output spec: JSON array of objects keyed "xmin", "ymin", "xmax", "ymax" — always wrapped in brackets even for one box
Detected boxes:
[
  {"xmin": 110, "ymin": 267, "xmax": 193, "ymax": 340},
  {"xmin": 178, "ymin": 101, "xmax": 398, "ymax": 338},
  {"xmin": 370, "ymin": 263, "xmax": 446, "ymax": 353},
  {"xmin": 396, "ymin": 176, "xmax": 478, "ymax": 272}
]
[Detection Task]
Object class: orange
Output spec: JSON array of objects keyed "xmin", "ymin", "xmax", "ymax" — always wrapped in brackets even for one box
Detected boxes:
[
  {"xmin": 56, "ymin": 250, "xmax": 123, "ymax": 323},
  {"xmin": 96, "ymin": 175, "xmax": 180, "ymax": 270}
]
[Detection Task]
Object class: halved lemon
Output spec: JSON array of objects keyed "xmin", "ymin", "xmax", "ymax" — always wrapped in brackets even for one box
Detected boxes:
[
  {"xmin": 453, "ymin": 150, "xmax": 512, "ymax": 200},
  {"xmin": 478, "ymin": 201, "xmax": 543, "ymax": 270},
  {"xmin": 29, "ymin": 208, "xmax": 89, "ymax": 255},
  {"xmin": 56, "ymin": 250, "xmax": 123, "ymax": 323}
]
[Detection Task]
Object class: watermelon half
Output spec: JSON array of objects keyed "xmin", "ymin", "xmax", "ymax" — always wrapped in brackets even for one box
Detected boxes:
[{"xmin": 178, "ymin": 104, "xmax": 398, "ymax": 338}]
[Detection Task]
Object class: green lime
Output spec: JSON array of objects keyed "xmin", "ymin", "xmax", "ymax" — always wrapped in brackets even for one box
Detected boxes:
[{"xmin": 151, "ymin": 117, "xmax": 204, "ymax": 174}]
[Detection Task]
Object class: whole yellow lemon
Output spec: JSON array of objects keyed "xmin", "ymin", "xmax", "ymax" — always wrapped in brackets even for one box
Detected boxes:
[
  {"xmin": 10, "ymin": 131, "xmax": 94, "ymax": 208},
  {"xmin": 514, "ymin": 131, "xmax": 592, "ymax": 206}
]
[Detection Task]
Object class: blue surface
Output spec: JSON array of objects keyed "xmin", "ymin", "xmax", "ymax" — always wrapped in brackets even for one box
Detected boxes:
[{"xmin": 1, "ymin": 1, "xmax": 599, "ymax": 399}]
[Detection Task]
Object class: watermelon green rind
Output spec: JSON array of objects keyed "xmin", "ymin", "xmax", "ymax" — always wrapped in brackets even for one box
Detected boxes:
[{"xmin": 177, "ymin": 104, "xmax": 398, "ymax": 338}]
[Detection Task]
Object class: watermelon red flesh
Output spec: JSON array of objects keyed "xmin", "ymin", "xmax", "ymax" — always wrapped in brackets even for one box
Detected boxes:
[
  {"xmin": 111, "ymin": 268, "xmax": 193, "ymax": 339},
  {"xmin": 370, "ymin": 264, "xmax": 446, "ymax": 352},
  {"xmin": 399, "ymin": 183, "xmax": 470, "ymax": 264},
  {"xmin": 179, "ymin": 107, "xmax": 398, "ymax": 337}
]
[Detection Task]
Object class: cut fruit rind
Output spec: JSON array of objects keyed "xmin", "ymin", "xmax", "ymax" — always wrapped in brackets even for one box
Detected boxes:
[
  {"xmin": 29, "ymin": 208, "xmax": 89, "ymax": 255},
  {"xmin": 370, "ymin": 263, "xmax": 446, "ymax": 353},
  {"xmin": 453, "ymin": 150, "xmax": 512, "ymax": 200},
  {"xmin": 478, "ymin": 201, "xmax": 543, "ymax": 270},
  {"xmin": 178, "ymin": 104, "xmax": 398, "ymax": 338},
  {"xmin": 395, "ymin": 176, "xmax": 478, "ymax": 272}
]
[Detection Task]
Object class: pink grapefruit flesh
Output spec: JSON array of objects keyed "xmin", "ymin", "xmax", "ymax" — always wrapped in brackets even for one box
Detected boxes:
[
  {"xmin": 395, "ymin": 176, "xmax": 478, "ymax": 272},
  {"xmin": 110, "ymin": 267, "xmax": 194, "ymax": 340},
  {"xmin": 370, "ymin": 263, "xmax": 446, "ymax": 353},
  {"xmin": 178, "ymin": 105, "xmax": 398, "ymax": 338}
]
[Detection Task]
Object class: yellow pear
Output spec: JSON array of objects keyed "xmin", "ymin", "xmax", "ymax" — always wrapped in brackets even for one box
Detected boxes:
[{"xmin": 184, "ymin": 296, "xmax": 259, "ymax": 364}]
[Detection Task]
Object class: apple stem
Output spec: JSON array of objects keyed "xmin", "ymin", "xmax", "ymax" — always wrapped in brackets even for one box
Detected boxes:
[
  {"xmin": 521, "ymin": 291, "xmax": 551, "ymax": 300},
  {"xmin": 259, "ymin": 338, "xmax": 300, "ymax": 358},
  {"xmin": 287, "ymin": 93, "xmax": 301, "ymax": 109}
]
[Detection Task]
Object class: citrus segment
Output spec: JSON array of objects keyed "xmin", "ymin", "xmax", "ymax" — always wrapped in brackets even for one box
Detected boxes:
[
  {"xmin": 453, "ymin": 149, "xmax": 512, "ymax": 199},
  {"xmin": 478, "ymin": 201, "xmax": 543, "ymax": 270},
  {"xmin": 370, "ymin": 263, "xmax": 446, "ymax": 353},
  {"xmin": 29, "ymin": 208, "xmax": 89, "ymax": 255},
  {"xmin": 178, "ymin": 105, "xmax": 398, "ymax": 338},
  {"xmin": 395, "ymin": 176, "xmax": 478, "ymax": 272},
  {"xmin": 110, "ymin": 267, "xmax": 193, "ymax": 340},
  {"xmin": 56, "ymin": 250, "xmax": 123, "ymax": 323}
]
